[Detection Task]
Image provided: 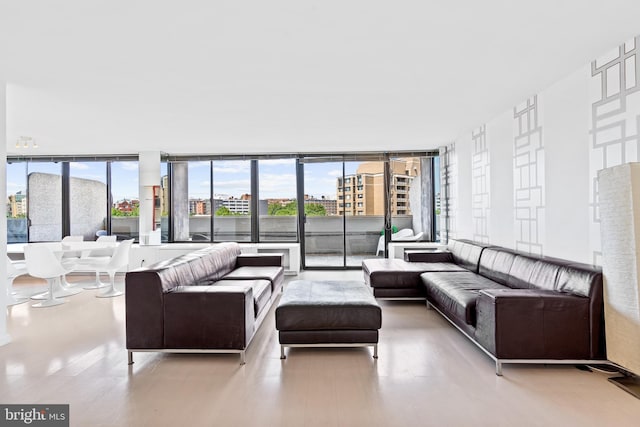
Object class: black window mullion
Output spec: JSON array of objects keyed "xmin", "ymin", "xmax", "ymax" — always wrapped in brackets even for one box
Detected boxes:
[
  {"xmin": 61, "ymin": 162, "xmax": 70, "ymax": 237},
  {"xmin": 209, "ymin": 160, "xmax": 214, "ymax": 243},
  {"xmin": 250, "ymin": 160, "xmax": 259, "ymax": 243},
  {"xmin": 106, "ymin": 162, "xmax": 112, "ymax": 236}
]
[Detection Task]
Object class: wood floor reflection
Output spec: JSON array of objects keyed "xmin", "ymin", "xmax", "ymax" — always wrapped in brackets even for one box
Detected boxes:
[{"xmin": 2, "ymin": 271, "xmax": 639, "ymax": 426}]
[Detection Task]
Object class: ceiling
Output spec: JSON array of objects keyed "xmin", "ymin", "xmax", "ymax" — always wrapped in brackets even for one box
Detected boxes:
[{"xmin": 2, "ymin": 0, "xmax": 640, "ymax": 156}]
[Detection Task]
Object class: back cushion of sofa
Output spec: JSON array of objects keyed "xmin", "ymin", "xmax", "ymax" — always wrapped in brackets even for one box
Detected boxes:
[
  {"xmin": 448, "ymin": 239, "xmax": 486, "ymax": 273},
  {"xmin": 506, "ymin": 255, "xmax": 561, "ymax": 291},
  {"xmin": 188, "ymin": 242, "xmax": 241, "ymax": 282},
  {"xmin": 556, "ymin": 263, "xmax": 602, "ymax": 298},
  {"xmin": 478, "ymin": 247, "xmax": 516, "ymax": 285},
  {"xmin": 151, "ymin": 258, "xmax": 197, "ymax": 292}
]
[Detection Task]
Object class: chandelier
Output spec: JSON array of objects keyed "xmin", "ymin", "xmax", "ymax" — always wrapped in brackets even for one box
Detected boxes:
[{"xmin": 15, "ymin": 136, "xmax": 38, "ymax": 149}]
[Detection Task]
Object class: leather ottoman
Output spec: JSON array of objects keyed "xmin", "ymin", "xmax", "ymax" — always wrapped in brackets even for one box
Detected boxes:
[{"xmin": 275, "ymin": 280, "xmax": 382, "ymax": 359}]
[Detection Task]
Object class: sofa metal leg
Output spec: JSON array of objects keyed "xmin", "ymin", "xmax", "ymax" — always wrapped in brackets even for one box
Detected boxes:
[
  {"xmin": 128, "ymin": 351, "xmax": 134, "ymax": 365},
  {"xmin": 373, "ymin": 344, "xmax": 378, "ymax": 359},
  {"xmin": 425, "ymin": 300, "xmax": 432, "ymax": 310},
  {"xmin": 239, "ymin": 351, "xmax": 246, "ymax": 365},
  {"xmin": 280, "ymin": 345, "xmax": 286, "ymax": 359},
  {"xmin": 495, "ymin": 360, "xmax": 503, "ymax": 376}
]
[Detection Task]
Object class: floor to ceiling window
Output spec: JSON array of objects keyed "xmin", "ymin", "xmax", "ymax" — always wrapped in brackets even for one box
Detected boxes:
[
  {"xmin": 111, "ymin": 161, "xmax": 140, "ymax": 240},
  {"xmin": 69, "ymin": 161, "xmax": 107, "ymax": 240},
  {"xmin": 212, "ymin": 160, "xmax": 252, "ymax": 242},
  {"xmin": 27, "ymin": 162, "xmax": 63, "ymax": 242},
  {"xmin": 6, "ymin": 158, "xmax": 139, "ymax": 243},
  {"xmin": 7, "ymin": 152, "xmax": 439, "ymax": 254},
  {"xmin": 6, "ymin": 162, "xmax": 27, "ymax": 243},
  {"xmin": 258, "ymin": 159, "xmax": 298, "ymax": 242}
]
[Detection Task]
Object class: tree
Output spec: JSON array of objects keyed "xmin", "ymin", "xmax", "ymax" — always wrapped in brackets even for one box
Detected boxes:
[
  {"xmin": 304, "ymin": 203, "xmax": 326, "ymax": 216},
  {"xmin": 215, "ymin": 206, "xmax": 233, "ymax": 216}
]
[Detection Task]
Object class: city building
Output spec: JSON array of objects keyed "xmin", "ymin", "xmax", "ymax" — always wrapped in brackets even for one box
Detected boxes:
[
  {"xmin": 337, "ymin": 159, "xmax": 418, "ymax": 216},
  {"xmin": 303, "ymin": 194, "xmax": 338, "ymax": 215},
  {"xmin": 7, "ymin": 190, "xmax": 26, "ymax": 217}
]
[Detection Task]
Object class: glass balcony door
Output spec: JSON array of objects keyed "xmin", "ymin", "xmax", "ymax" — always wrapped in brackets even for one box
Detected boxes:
[
  {"xmin": 301, "ymin": 160, "xmax": 385, "ymax": 268},
  {"xmin": 302, "ymin": 161, "xmax": 344, "ymax": 267}
]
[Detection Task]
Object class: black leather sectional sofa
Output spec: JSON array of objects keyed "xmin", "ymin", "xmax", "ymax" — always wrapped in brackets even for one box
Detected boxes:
[
  {"xmin": 125, "ymin": 242, "xmax": 284, "ymax": 365},
  {"xmin": 362, "ymin": 239, "xmax": 606, "ymax": 375}
]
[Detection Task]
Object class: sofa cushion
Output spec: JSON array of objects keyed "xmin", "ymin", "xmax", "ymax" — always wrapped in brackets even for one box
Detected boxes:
[
  {"xmin": 447, "ymin": 239, "xmax": 488, "ymax": 273},
  {"xmin": 188, "ymin": 243, "xmax": 241, "ymax": 282},
  {"xmin": 214, "ymin": 279, "xmax": 272, "ymax": 317},
  {"xmin": 478, "ymin": 247, "xmax": 517, "ymax": 285},
  {"xmin": 222, "ymin": 266, "xmax": 284, "ymax": 292},
  {"xmin": 506, "ymin": 255, "xmax": 563, "ymax": 291},
  {"xmin": 421, "ymin": 271, "xmax": 508, "ymax": 326},
  {"xmin": 363, "ymin": 259, "xmax": 467, "ymax": 288}
]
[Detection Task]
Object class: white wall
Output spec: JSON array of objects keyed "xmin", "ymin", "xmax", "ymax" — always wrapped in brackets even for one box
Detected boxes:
[
  {"xmin": 544, "ymin": 66, "xmax": 591, "ymax": 262},
  {"xmin": 486, "ymin": 110, "xmax": 514, "ymax": 247},
  {"xmin": 456, "ymin": 133, "xmax": 473, "ymax": 239},
  {"xmin": 449, "ymin": 35, "xmax": 640, "ymax": 264}
]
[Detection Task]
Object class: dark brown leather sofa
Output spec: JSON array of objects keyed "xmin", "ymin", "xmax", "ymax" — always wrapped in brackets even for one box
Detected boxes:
[
  {"xmin": 125, "ymin": 242, "xmax": 284, "ymax": 365},
  {"xmin": 363, "ymin": 239, "xmax": 606, "ymax": 375}
]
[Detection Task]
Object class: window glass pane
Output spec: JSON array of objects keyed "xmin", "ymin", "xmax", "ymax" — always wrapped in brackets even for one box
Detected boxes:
[
  {"xmin": 111, "ymin": 161, "xmax": 139, "ymax": 241},
  {"xmin": 213, "ymin": 160, "xmax": 251, "ymax": 242},
  {"xmin": 7, "ymin": 162, "xmax": 27, "ymax": 243},
  {"xmin": 69, "ymin": 161, "xmax": 107, "ymax": 240},
  {"xmin": 27, "ymin": 162, "xmax": 62, "ymax": 241},
  {"xmin": 304, "ymin": 162, "xmax": 342, "ymax": 267},
  {"xmin": 189, "ymin": 161, "xmax": 211, "ymax": 241},
  {"xmin": 344, "ymin": 161, "xmax": 385, "ymax": 266},
  {"xmin": 434, "ymin": 156, "xmax": 441, "ymax": 241},
  {"xmin": 160, "ymin": 162, "xmax": 170, "ymax": 243},
  {"xmin": 259, "ymin": 159, "xmax": 297, "ymax": 242},
  {"xmin": 389, "ymin": 157, "xmax": 425, "ymax": 253}
]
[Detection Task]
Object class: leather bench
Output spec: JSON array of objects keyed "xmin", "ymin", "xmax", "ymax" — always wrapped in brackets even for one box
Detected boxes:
[{"xmin": 275, "ymin": 280, "xmax": 382, "ymax": 359}]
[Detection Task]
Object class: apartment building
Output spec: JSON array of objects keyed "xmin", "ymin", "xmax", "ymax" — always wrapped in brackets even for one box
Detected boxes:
[{"xmin": 337, "ymin": 159, "xmax": 419, "ymax": 216}]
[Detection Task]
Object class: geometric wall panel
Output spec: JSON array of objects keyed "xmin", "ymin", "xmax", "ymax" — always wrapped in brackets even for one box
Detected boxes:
[
  {"xmin": 589, "ymin": 35, "xmax": 640, "ymax": 265},
  {"xmin": 513, "ymin": 95, "xmax": 545, "ymax": 255},
  {"xmin": 472, "ymin": 125, "xmax": 490, "ymax": 243},
  {"xmin": 440, "ymin": 142, "xmax": 457, "ymax": 241}
]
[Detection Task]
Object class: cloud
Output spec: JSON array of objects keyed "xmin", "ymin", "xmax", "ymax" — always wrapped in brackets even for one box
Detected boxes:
[
  {"xmin": 6, "ymin": 181, "xmax": 24, "ymax": 189},
  {"xmin": 189, "ymin": 161, "xmax": 210, "ymax": 169},
  {"xmin": 214, "ymin": 178, "xmax": 251, "ymax": 195},
  {"xmin": 260, "ymin": 159, "xmax": 296, "ymax": 166},
  {"xmin": 118, "ymin": 162, "xmax": 139, "ymax": 171},
  {"xmin": 70, "ymin": 162, "xmax": 90, "ymax": 170},
  {"xmin": 212, "ymin": 160, "xmax": 250, "ymax": 175},
  {"xmin": 327, "ymin": 169, "xmax": 342, "ymax": 178},
  {"xmin": 258, "ymin": 173, "xmax": 297, "ymax": 198}
]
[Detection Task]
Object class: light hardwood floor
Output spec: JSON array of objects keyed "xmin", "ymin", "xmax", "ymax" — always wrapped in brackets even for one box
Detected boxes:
[{"xmin": 2, "ymin": 270, "xmax": 640, "ymax": 426}]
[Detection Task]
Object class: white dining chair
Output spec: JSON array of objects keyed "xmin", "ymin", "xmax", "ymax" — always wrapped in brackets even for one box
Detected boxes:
[
  {"xmin": 24, "ymin": 245, "xmax": 71, "ymax": 308},
  {"xmin": 87, "ymin": 239, "xmax": 134, "ymax": 298},
  {"xmin": 6, "ymin": 256, "xmax": 29, "ymax": 306},
  {"xmin": 60, "ymin": 235, "xmax": 84, "ymax": 289},
  {"xmin": 30, "ymin": 242, "xmax": 82, "ymax": 299},
  {"xmin": 72, "ymin": 235, "xmax": 118, "ymax": 290}
]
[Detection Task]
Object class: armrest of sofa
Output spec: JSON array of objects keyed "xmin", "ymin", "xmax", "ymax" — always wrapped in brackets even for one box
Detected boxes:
[
  {"xmin": 236, "ymin": 253, "xmax": 283, "ymax": 267},
  {"xmin": 125, "ymin": 271, "xmax": 167, "ymax": 350},
  {"xmin": 474, "ymin": 288, "xmax": 591, "ymax": 359},
  {"xmin": 404, "ymin": 251, "xmax": 453, "ymax": 263},
  {"xmin": 163, "ymin": 285, "xmax": 255, "ymax": 350}
]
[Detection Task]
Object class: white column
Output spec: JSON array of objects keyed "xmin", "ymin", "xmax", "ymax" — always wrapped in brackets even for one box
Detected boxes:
[
  {"xmin": 1, "ymin": 82, "xmax": 10, "ymax": 346},
  {"xmin": 138, "ymin": 151, "xmax": 161, "ymax": 242}
]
